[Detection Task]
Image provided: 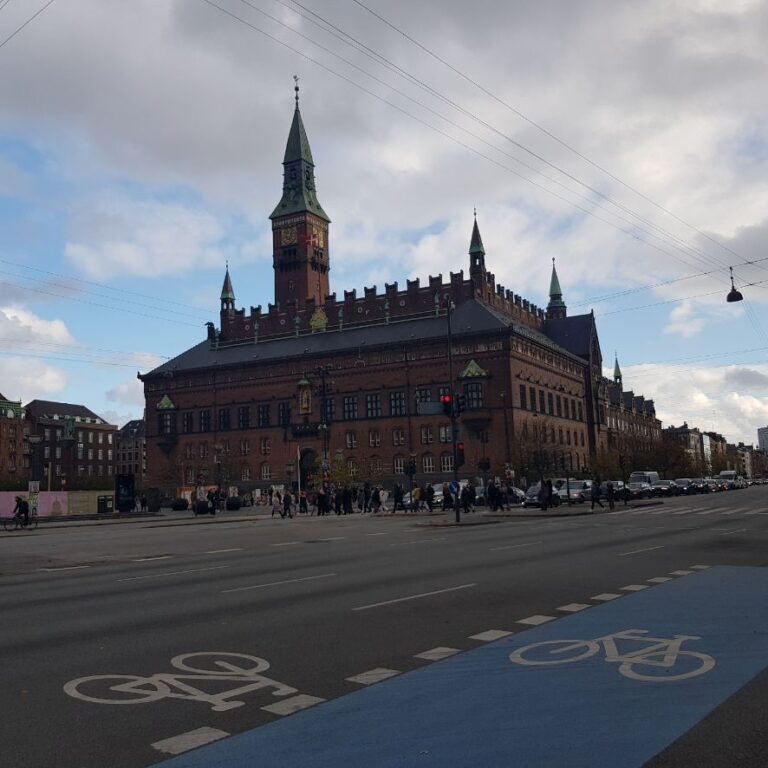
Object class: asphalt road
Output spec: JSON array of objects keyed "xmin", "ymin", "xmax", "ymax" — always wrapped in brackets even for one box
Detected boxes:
[{"xmin": 1, "ymin": 488, "xmax": 767, "ymax": 767}]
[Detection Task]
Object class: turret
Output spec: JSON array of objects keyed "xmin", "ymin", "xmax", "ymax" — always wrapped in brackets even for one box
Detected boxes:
[
  {"xmin": 468, "ymin": 209, "xmax": 487, "ymax": 285},
  {"xmin": 546, "ymin": 257, "xmax": 567, "ymax": 320},
  {"xmin": 220, "ymin": 265, "xmax": 235, "ymax": 312}
]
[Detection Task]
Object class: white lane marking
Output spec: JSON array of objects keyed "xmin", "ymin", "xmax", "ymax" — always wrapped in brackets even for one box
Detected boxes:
[
  {"xmin": 38, "ymin": 565, "xmax": 91, "ymax": 572},
  {"xmin": 469, "ymin": 629, "xmax": 513, "ymax": 642},
  {"xmin": 557, "ymin": 603, "xmax": 591, "ymax": 613},
  {"xmin": 204, "ymin": 548, "xmax": 243, "ymax": 554},
  {"xmin": 696, "ymin": 510, "xmax": 718, "ymax": 515},
  {"xmin": 414, "ymin": 647, "xmax": 461, "ymax": 661},
  {"xmin": 621, "ymin": 584, "xmax": 649, "ymax": 591},
  {"xmin": 222, "ymin": 572, "xmax": 337, "ymax": 594},
  {"xmin": 490, "ymin": 541, "xmax": 542, "ymax": 552},
  {"xmin": 649, "ymin": 509, "xmax": 668, "ymax": 515},
  {"xmin": 152, "ymin": 727, "xmax": 229, "ymax": 756},
  {"xmin": 132, "ymin": 556, "xmax": 173, "ymax": 562},
  {"xmin": 618, "ymin": 545, "xmax": 664, "ymax": 557},
  {"xmin": 647, "ymin": 576, "xmax": 673, "ymax": 583},
  {"xmin": 672, "ymin": 509, "xmax": 695, "ymax": 515},
  {"xmin": 390, "ymin": 537, "xmax": 447, "ymax": 546},
  {"xmin": 119, "ymin": 565, "xmax": 230, "ymax": 582},
  {"xmin": 346, "ymin": 668, "xmax": 400, "ymax": 685},
  {"xmin": 719, "ymin": 528, "xmax": 750, "ymax": 536},
  {"xmin": 366, "ymin": 532, "xmax": 391, "ymax": 536},
  {"xmin": 317, "ymin": 537, "xmax": 346, "ymax": 542},
  {"xmin": 517, "ymin": 615, "xmax": 556, "ymax": 626},
  {"xmin": 591, "ymin": 593, "xmax": 622, "ymax": 601},
  {"xmin": 719, "ymin": 510, "xmax": 739, "ymax": 516},
  {"xmin": 271, "ymin": 541, "xmax": 300, "ymax": 547},
  {"xmin": 610, "ymin": 510, "xmax": 633, "ymax": 516},
  {"xmin": 743, "ymin": 510, "xmax": 762, "ymax": 516},
  {"xmin": 352, "ymin": 583, "xmax": 476, "ymax": 612},
  {"xmin": 261, "ymin": 694, "xmax": 325, "ymax": 716},
  {"xmin": 690, "ymin": 565, "xmax": 710, "ymax": 570},
  {"xmin": 670, "ymin": 570, "xmax": 694, "ymax": 576}
]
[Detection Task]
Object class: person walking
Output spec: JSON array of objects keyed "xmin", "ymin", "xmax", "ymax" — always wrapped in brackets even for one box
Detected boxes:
[
  {"xmin": 606, "ymin": 481, "xmax": 615, "ymax": 511},
  {"xmin": 590, "ymin": 480, "xmax": 604, "ymax": 511},
  {"xmin": 460, "ymin": 484, "xmax": 472, "ymax": 515},
  {"xmin": 537, "ymin": 481, "xmax": 549, "ymax": 511},
  {"xmin": 282, "ymin": 490, "xmax": 293, "ymax": 518},
  {"xmin": 299, "ymin": 489, "xmax": 308, "ymax": 515},
  {"xmin": 272, "ymin": 490, "xmax": 281, "ymax": 518},
  {"xmin": 371, "ymin": 486, "xmax": 381, "ymax": 514}
]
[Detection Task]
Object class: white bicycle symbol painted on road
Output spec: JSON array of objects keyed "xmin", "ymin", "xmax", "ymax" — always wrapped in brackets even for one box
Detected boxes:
[
  {"xmin": 509, "ymin": 629, "xmax": 716, "ymax": 682},
  {"xmin": 64, "ymin": 653, "xmax": 297, "ymax": 712}
]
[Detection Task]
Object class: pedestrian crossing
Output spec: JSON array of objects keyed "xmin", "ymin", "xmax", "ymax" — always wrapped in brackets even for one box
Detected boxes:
[{"xmin": 608, "ymin": 505, "xmax": 764, "ymax": 518}]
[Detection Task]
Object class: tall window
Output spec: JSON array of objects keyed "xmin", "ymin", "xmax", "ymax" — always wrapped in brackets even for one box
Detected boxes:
[
  {"xmin": 538, "ymin": 390, "xmax": 546, "ymax": 414},
  {"xmin": 158, "ymin": 412, "xmax": 174, "ymax": 435},
  {"xmin": 185, "ymin": 467, "xmax": 195, "ymax": 484},
  {"xmin": 529, "ymin": 387, "xmax": 537, "ymax": 413},
  {"xmin": 420, "ymin": 426, "xmax": 433, "ymax": 445},
  {"xmin": 241, "ymin": 465, "xmax": 251, "ymax": 482},
  {"xmin": 323, "ymin": 398, "xmax": 335, "ymax": 423},
  {"xmin": 240, "ymin": 439, "xmax": 250, "ymax": 455},
  {"xmin": 520, "ymin": 385, "xmax": 527, "ymax": 410},
  {"xmin": 563, "ymin": 399, "xmax": 570, "ymax": 419},
  {"xmin": 440, "ymin": 453, "xmax": 454, "ymax": 473},
  {"xmin": 389, "ymin": 391, "xmax": 406, "ymax": 416},
  {"xmin": 199, "ymin": 442, "xmax": 209, "ymax": 459},
  {"xmin": 439, "ymin": 425, "xmax": 452, "ymax": 443},
  {"xmin": 347, "ymin": 458, "xmax": 359, "ymax": 478},
  {"xmin": 260, "ymin": 462, "xmax": 271, "ymax": 481},
  {"xmin": 278, "ymin": 402, "xmax": 291, "ymax": 427},
  {"xmin": 415, "ymin": 388, "xmax": 432, "ymax": 403},
  {"xmin": 369, "ymin": 429, "xmax": 381, "ymax": 448},
  {"xmin": 366, "ymin": 393, "xmax": 382, "ymax": 418},
  {"xmin": 578, "ymin": 402, "xmax": 584, "ymax": 422},
  {"xmin": 392, "ymin": 428, "xmax": 406, "ymax": 447},
  {"xmin": 185, "ymin": 443, "xmax": 195, "ymax": 459},
  {"xmin": 343, "ymin": 396, "xmax": 358, "ymax": 420},
  {"xmin": 547, "ymin": 393, "xmax": 554, "ymax": 415},
  {"xmin": 556, "ymin": 396, "xmax": 562, "ymax": 417},
  {"xmin": 199, "ymin": 410, "xmax": 211, "ymax": 432},
  {"xmin": 257, "ymin": 405, "xmax": 270, "ymax": 428},
  {"xmin": 393, "ymin": 456, "xmax": 405, "ymax": 475},
  {"xmin": 422, "ymin": 454, "xmax": 435, "ymax": 473},
  {"xmin": 218, "ymin": 408, "xmax": 231, "ymax": 431},
  {"xmin": 237, "ymin": 406, "xmax": 250, "ymax": 429},
  {"xmin": 260, "ymin": 437, "xmax": 271, "ymax": 455},
  {"xmin": 346, "ymin": 431, "xmax": 357, "ymax": 449},
  {"xmin": 465, "ymin": 382, "xmax": 484, "ymax": 409}
]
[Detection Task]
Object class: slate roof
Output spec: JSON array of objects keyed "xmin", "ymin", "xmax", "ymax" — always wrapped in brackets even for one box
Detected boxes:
[
  {"xmin": 118, "ymin": 419, "xmax": 146, "ymax": 440},
  {"xmin": 544, "ymin": 313, "xmax": 595, "ymax": 359},
  {"xmin": 24, "ymin": 400, "xmax": 108, "ymax": 422},
  {"xmin": 143, "ymin": 299, "xmax": 585, "ymax": 379}
]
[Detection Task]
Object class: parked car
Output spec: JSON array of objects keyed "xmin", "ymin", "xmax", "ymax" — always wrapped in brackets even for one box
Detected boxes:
[
  {"xmin": 522, "ymin": 483, "xmax": 561, "ymax": 508},
  {"xmin": 651, "ymin": 480, "xmax": 679, "ymax": 497},
  {"xmin": 508, "ymin": 486, "xmax": 526, "ymax": 505},
  {"xmin": 628, "ymin": 481, "xmax": 653, "ymax": 499},
  {"xmin": 600, "ymin": 480, "xmax": 628, "ymax": 500},
  {"xmin": 675, "ymin": 478, "xmax": 695, "ymax": 495},
  {"xmin": 552, "ymin": 477, "xmax": 589, "ymax": 504}
]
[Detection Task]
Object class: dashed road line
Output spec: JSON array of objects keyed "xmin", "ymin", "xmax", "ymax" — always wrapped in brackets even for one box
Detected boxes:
[
  {"xmin": 151, "ymin": 727, "xmax": 229, "ymax": 756},
  {"xmin": 557, "ymin": 603, "xmax": 591, "ymax": 612},
  {"xmin": 119, "ymin": 565, "xmax": 229, "ymax": 582},
  {"xmin": 222, "ymin": 572, "xmax": 337, "ymax": 594},
  {"xmin": 690, "ymin": 565, "xmax": 710, "ymax": 570},
  {"xmin": 719, "ymin": 528, "xmax": 750, "ymax": 536},
  {"xmin": 37, "ymin": 565, "xmax": 91, "ymax": 572},
  {"xmin": 517, "ymin": 614, "xmax": 556, "ymax": 626},
  {"xmin": 670, "ymin": 569, "xmax": 694, "ymax": 576},
  {"xmin": 352, "ymin": 583, "xmax": 476, "ymax": 611},
  {"xmin": 591, "ymin": 593, "xmax": 622, "ymax": 601},
  {"xmin": 366, "ymin": 532, "xmax": 391, "ymax": 536},
  {"xmin": 204, "ymin": 548, "xmax": 243, "ymax": 554},
  {"xmin": 271, "ymin": 541, "xmax": 300, "ymax": 547},
  {"xmin": 621, "ymin": 584, "xmax": 649, "ymax": 591},
  {"xmin": 261, "ymin": 695, "xmax": 325, "ymax": 716},
  {"xmin": 647, "ymin": 576, "xmax": 673, "ymax": 583},
  {"xmin": 618, "ymin": 545, "xmax": 664, "ymax": 556},
  {"xmin": 490, "ymin": 540, "xmax": 543, "ymax": 551},
  {"xmin": 469, "ymin": 629, "xmax": 513, "ymax": 642},
  {"xmin": 391, "ymin": 537, "xmax": 447, "ymax": 546},
  {"xmin": 317, "ymin": 537, "xmax": 346, "ymax": 542},
  {"xmin": 696, "ymin": 509, "xmax": 718, "ymax": 516},
  {"xmin": 132, "ymin": 556, "xmax": 173, "ymax": 562},
  {"xmin": 346, "ymin": 668, "xmax": 400, "ymax": 685},
  {"xmin": 414, "ymin": 647, "xmax": 461, "ymax": 661}
]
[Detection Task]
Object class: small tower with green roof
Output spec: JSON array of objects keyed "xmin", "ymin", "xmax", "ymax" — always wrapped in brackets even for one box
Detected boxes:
[
  {"xmin": 220, "ymin": 264, "xmax": 235, "ymax": 313},
  {"xmin": 546, "ymin": 257, "xmax": 567, "ymax": 320},
  {"xmin": 270, "ymin": 78, "xmax": 331, "ymax": 308},
  {"xmin": 613, "ymin": 354, "xmax": 623, "ymax": 389},
  {"xmin": 468, "ymin": 209, "xmax": 487, "ymax": 286}
]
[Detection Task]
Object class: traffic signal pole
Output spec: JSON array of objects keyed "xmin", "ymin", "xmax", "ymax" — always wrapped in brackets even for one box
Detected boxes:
[{"xmin": 445, "ymin": 300, "xmax": 461, "ymax": 523}]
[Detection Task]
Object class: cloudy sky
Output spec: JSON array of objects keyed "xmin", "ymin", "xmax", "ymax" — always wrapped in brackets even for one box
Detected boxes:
[{"xmin": 1, "ymin": 0, "xmax": 767, "ymax": 443}]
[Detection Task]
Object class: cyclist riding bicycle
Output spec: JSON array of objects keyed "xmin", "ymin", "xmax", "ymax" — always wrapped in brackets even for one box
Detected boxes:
[{"xmin": 12, "ymin": 496, "xmax": 29, "ymax": 527}]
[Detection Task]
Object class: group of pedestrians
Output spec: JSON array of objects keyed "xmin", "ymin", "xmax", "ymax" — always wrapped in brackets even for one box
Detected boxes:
[{"xmin": 266, "ymin": 482, "xmax": 389, "ymax": 518}]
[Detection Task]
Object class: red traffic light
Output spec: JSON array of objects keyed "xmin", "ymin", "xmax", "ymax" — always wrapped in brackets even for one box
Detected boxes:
[
  {"xmin": 441, "ymin": 393, "xmax": 453, "ymax": 416},
  {"xmin": 456, "ymin": 441, "xmax": 466, "ymax": 467}
]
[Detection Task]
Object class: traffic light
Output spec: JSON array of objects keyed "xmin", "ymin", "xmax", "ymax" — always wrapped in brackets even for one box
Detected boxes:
[
  {"xmin": 456, "ymin": 442, "xmax": 466, "ymax": 468},
  {"xmin": 441, "ymin": 393, "xmax": 453, "ymax": 417},
  {"xmin": 455, "ymin": 393, "xmax": 467, "ymax": 415},
  {"xmin": 407, "ymin": 458, "xmax": 417, "ymax": 476}
]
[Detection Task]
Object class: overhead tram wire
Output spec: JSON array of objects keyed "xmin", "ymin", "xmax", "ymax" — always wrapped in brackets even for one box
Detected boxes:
[
  {"xmin": 0, "ymin": 337, "xmax": 171, "ymax": 360},
  {"xmin": 269, "ymin": 0, "xmax": 745, "ymax": 281},
  {"xmin": 202, "ymin": 0, "xmax": 742, "ymax": 283},
  {"xmin": 0, "ymin": 258, "xmax": 212, "ymax": 320},
  {"xmin": 348, "ymin": 0, "xmax": 768, "ymax": 280},
  {"xmin": 0, "ymin": 0, "xmax": 14, "ymax": 12},
  {"xmin": 0, "ymin": 349, "xmax": 151, "ymax": 368},
  {"xmin": 0, "ymin": 0, "xmax": 56, "ymax": 50}
]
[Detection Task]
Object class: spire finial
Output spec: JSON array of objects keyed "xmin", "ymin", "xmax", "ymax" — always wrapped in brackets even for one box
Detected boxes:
[
  {"xmin": 473, "ymin": 206, "xmax": 477, "ymax": 219},
  {"xmin": 293, "ymin": 74, "xmax": 300, "ymax": 107}
]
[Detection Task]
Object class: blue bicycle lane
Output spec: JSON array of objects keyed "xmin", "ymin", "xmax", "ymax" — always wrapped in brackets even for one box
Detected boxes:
[{"xmin": 157, "ymin": 566, "xmax": 768, "ymax": 768}]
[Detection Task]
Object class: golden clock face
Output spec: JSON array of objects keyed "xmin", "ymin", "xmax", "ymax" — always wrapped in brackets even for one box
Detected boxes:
[
  {"xmin": 313, "ymin": 227, "xmax": 325, "ymax": 248},
  {"xmin": 280, "ymin": 226, "xmax": 298, "ymax": 246}
]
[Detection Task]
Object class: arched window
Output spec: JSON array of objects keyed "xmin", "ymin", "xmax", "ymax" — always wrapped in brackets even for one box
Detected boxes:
[
  {"xmin": 241, "ymin": 464, "xmax": 251, "ymax": 482},
  {"xmin": 440, "ymin": 453, "xmax": 454, "ymax": 473},
  {"xmin": 260, "ymin": 462, "xmax": 271, "ymax": 481},
  {"xmin": 422, "ymin": 454, "xmax": 435, "ymax": 473}
]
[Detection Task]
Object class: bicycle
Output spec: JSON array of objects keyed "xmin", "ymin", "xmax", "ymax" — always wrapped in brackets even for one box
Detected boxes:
[
  {"xmin": 3, "ymin": 509, "xmax": 38, "ymax": 532},
  {"xmin": 509, "ymin": 628, "xmax": 715, "ymax": 682},
  {"xmin": 64, "ymin": 652, "xmax": 298, "ymax": 712}
]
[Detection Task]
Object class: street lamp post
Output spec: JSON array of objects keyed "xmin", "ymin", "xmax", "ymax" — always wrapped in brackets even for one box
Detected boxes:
[{"xmin": 444, "ymin": 298, "xmax": 461, "ymax": 523}]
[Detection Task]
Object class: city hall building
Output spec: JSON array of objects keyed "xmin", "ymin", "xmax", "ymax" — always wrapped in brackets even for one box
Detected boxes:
[{"xmin": 140, "ymin": 93, "xmax": 658, "ymax": 494}]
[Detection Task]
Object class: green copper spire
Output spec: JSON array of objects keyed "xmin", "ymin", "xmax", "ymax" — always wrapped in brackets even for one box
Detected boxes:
[
  {"xmin": 469, "ymin": 210, "xmax": 485, "ymax": 256},
  {"xmin": 220, "ymin": 265, "xmax": 235, "ymax": 310},
  {"xmin": 614, "ymin": 354, "xmax": 623, "ymax": 384},
  {"xmin": 270, "ymin": 80, "xmax": 330, "ymax": 222},
  {"xmin": 546, "ymin": 257, "xmax": 567, "ymax": 319}
]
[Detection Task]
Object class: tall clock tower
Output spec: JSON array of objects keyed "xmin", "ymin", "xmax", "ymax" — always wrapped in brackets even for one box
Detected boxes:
[{"xmin": 269, "ymin": 85, "xmax": 331, "ymax": 308}]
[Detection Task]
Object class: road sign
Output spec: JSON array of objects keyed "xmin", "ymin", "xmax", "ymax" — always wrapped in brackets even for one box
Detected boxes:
[
  {"xmin": 449, "ymin": 480, "xmax": 459, "ymax": 494},
  {"xmin": 28, "ymin": 481, "xmax": 40, "ymax": 494}
]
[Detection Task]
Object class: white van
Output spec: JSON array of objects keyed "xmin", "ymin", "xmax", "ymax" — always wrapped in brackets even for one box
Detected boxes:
[{"xmin": 630, "ymin": 471, "xmax": 660, "ymax": 486}]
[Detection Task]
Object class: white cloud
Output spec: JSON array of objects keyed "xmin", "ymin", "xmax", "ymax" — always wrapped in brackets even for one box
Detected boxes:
[
  {"xmin": 0, "ymin": 356, "xmax": 67, "ymax": 402},
  {"xmin": 0, "ymin": 306, "xmax": 76, "ymax": 346},
  {"xmin": 65, "ymin": 197, "xmax": 225, "ymax": 280}
]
